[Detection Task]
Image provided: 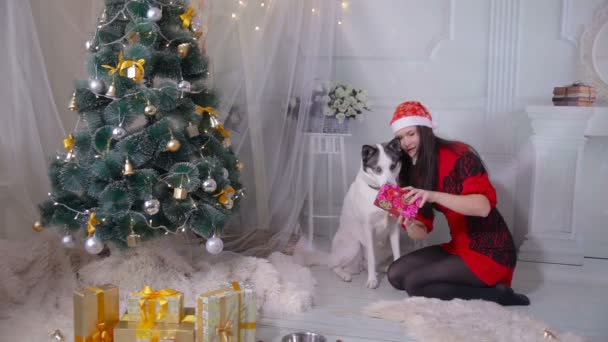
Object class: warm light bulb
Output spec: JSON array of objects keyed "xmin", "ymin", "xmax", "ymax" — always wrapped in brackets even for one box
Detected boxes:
[
  {"xmin": 260, "ymin": 2, "xmax": 265, "ymax": 7},
  {"xmin": 341, "ymin": 2, "xmax": 349, "ymax": 10},
  {"xmin": 239, "ymin": 1, "xmax": 245, "ymax": 6},
  {"xmin": 338, "ymin": 20, "xmax": 343, "ymax": 25},
  {"xmin": 254, "ymin": 26, "xmax": 260, "ymax": 31},
  {"xmin": 231, "ymin": 13, "xmax": 237, "ymax": 19},
  {"xmin": 311, "ymin": 8, "xmax": 316, "ymax": 13}
]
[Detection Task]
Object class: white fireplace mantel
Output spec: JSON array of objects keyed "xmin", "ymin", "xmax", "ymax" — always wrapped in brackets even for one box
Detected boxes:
[{"xmin": 518, "ymin": 105, "xmax": 608, "ymax": 265}]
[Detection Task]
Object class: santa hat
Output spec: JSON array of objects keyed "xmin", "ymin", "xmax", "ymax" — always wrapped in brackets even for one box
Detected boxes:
[{"xmin": 390, "ymin": 101, "xmax": 438, "ymax": 133}]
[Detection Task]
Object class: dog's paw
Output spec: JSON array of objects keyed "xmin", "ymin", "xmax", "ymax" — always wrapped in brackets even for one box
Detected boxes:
[
  {"xmin": 341, "ymin": 273, "xmax": 352, "ymax": 282},
  {"xmin": 333, "ymin": 268, "xmax": 352, "ymax": 282},
  {"xmin": 366, "ymin": 278, "xmax": 379, "ymax": 289}
]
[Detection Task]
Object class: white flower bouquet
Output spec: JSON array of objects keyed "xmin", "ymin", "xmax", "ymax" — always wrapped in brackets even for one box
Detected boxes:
[{"xmin": 322, "ymin": 81, "xmax": 371, "ymax": 123}]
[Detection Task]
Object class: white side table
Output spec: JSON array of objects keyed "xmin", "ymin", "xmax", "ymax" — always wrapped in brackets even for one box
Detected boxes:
[{"xmin": 305, "ymin": 133, "xmax": 351, "ymax": 248}]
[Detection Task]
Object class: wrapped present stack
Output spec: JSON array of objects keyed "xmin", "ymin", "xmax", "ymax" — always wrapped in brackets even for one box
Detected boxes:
[
  {"xmin": 73, "ymin": 282, "xmax": 257, "ymax": 342},
  {"xmin": 553, "ymin": 82, "xmax": 597, "ymax": 107}
]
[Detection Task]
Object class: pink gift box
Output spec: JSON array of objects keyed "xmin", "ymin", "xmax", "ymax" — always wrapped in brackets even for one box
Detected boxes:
[{"xmin": 373, "ymin": 184, "xmax": 421, "ymax": 219}]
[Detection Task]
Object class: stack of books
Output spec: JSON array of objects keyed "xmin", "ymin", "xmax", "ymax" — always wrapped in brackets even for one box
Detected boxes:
[{"xmin": 552, "ymin": 83, "xmax": 596, "ymax": 107}]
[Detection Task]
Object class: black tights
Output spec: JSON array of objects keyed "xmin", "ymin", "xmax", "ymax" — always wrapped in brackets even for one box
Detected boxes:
[{"xmin": 387, "ymin": 245, "xmax": 530, "ymax": 306}]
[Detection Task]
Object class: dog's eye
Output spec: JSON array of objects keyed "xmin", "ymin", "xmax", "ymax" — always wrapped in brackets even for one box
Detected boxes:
[
  {"xmin": 374, "ymin": 166, "xmax": 382, "ymax": 173},
  {"xmin": 390, "ymin": 164, "xmax": 397, "ymax": 170}
]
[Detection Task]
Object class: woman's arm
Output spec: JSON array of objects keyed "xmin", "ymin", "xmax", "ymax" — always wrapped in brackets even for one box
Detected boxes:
[
  {"xmin": 433, "ymin": 192, "xmax": 491, "ymax": 217},
  {"xmin": 403, "ymin": 187, "xmax": 491, "ymax": 217}
]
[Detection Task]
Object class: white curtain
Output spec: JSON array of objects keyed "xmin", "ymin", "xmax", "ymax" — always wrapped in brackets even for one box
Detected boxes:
[
  {"xmin": 0, "ymin": 0, "xmax": 338, "ymax": 255},
  {"xmin": 0, "ymin": 0, "xmax": 65, "ymax": 240},
  {"xmin": 205, "ymin": 0, "xmax": 338, "ymax": 254}
]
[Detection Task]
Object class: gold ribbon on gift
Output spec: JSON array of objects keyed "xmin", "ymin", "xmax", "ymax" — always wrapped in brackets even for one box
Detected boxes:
[
  {"xmin": 180, "ymin": 7, "xmax": 196, "ymax": 28},
  {"xmin": 88, "ymin": 212, "xmax": 101, "ymax": 237},
  {"xmin": 63, "ymin": 133, "xmax": 75, "ymax": 151},
  {"xmin": 213, "ymin": 186, "xmax": 235, "ymax": 206},
  {"xmin": 198, "ymin": 282, "xmax": 241, "ymax": 342},
  {"xmin": 196, "ymin": 106, "xmax": 219, "ymax": 118},
  {"xmin": 215, "ymin": 320, "xmax": 234, "ymax": 342},
  {"xmin": 102, "ymin": 52, "xmax": 146, "ymax": 82},
  {"xmin": 102, "ymin": 52, "xmax": 124, "ymax": 76},
  {"xmin": 76, "ymin": 287, "xmax": 113, "ymax": 342},
  {"xmin": 134, "ymin": 286, "xmax": 180, "ymax": 324}
]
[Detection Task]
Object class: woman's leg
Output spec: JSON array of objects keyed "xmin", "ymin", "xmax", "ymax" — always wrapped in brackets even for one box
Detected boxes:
[
  {"xmin": 386, "ymin": 245, "xmax": 448, "ymax": 290},
  {"xmin": 404, "ymin": 254, "xmax": 530, "ymax": 306}
]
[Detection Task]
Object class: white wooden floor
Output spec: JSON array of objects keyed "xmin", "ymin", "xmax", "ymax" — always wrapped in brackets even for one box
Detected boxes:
[{"xmin": 256, "ymin": 258, "xmax": 608, "ymax": 342}]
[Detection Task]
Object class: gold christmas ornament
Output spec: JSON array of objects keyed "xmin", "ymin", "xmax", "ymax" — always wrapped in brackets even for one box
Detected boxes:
[
  {"xmin": 68, "ymin": 93, "xmax": 79, "ymax": 112},
  {"xmin": 123, "ymin": 158, "xmax": 135, "ymax": 176},
  {"xmin": 105, "ymin": 82, "xmax": 117, "ymax": 97},
  {"xmin": 236, "ymin": 161, "xmax": 244, "ymax": 172},
  {"xmin": 167, "ymin": 138, "xmax": 181, "ymax": 152},
  {"xmin": 127, "ymin": 232, "xmax": 141, "ymax": 247},
  {"xmin": 173, "ymin": 186, "xmax": 188, "ymax": 200},
  {"xmin": 33, "ymin": 220, "xmax": 44, "ymax": 232},
  {"xmin": 177, "ymin": 43, "xmax": 191, "ymax": 59},
  {"xmin": 144, "ymin": 102, "xmax": 157, "ymax": 116}
]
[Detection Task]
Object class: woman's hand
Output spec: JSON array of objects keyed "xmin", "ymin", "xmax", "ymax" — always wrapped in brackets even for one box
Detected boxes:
[
  {"xmin": 397, "ymin": 216, "xmax": 429, "ymax": 241},
  {"xmin": 402, "ymin": 186, "xmax": 437, "ymax": 207}
]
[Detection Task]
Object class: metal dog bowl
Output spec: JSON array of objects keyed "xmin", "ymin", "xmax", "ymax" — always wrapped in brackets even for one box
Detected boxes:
[{"xmin": 281, "ymin": 331, "xmax": 327, "ymax": 342}]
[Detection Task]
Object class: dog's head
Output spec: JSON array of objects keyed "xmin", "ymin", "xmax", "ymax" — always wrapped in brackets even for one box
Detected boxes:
[{"xmin": 361, "ymin": 138, "xmax": 409, "ymax": 189}]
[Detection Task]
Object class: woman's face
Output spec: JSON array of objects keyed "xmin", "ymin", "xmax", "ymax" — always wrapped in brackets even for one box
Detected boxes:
[{"xmin": 395, "ymin": 126, "xmax": 420, "ymax": 159}]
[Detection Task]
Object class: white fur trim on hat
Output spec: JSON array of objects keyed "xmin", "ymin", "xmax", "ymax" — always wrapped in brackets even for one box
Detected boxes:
[{"xmin": 391, "ymin": 116, "xmax": 435, "ymax": 133}]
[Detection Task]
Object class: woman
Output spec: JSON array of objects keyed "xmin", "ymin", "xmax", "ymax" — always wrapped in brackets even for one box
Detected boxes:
[{"xmin": 386, "ymin": 101, "xmax": 529, "ymax": 306}]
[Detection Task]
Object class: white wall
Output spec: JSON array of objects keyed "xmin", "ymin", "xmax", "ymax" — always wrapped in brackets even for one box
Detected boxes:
[{"xmin": 327, "ymin": 0, "xmax": 608, "ymax": 250}]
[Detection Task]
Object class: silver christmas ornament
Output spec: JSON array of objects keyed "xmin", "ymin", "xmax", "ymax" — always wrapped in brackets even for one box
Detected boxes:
[
  {"xmin": 85, "ymin": 39, "xmax": 98, "ymax": 52},
  {"xmin": 205, "ymin": 235, "xmax": 223, "ymax": 254},
  {"xmin": 88, "ymin": 78, "xmax": 106, "ymax": 94},
  {"xmin": 84, "ymin": 235, "xmax": 104, "ymax": 254},
  {"xmin": 144, "ymin": 103, "xmax": 157, "ymax": 116},
  {"xmin": 61, "ymin": 234, "xmax": 75, "ymax": 248},
  {"xmin": 147, "ymin": 7, "xmax": 163, "ymax": 22},
  {"xmin": 112, "ymin": 126, "xmax": 127, "ymax": 140},
  {"xmin": 143, "ymin": 198, "xmax": 160, "ymax": 215},
  {"xmin": 177, "ymin": 80, "xmax": 192, "ymax": 92},
  {"xmin": 222, "ymin": 168, "xmax": 229, "ymax": 179},
  {"xmin": 202, "ymin": 178, "xmax": 217, "ymax": 193}
]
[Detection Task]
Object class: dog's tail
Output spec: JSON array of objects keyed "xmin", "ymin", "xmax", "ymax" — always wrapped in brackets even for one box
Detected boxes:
[{"xmin": 292, "ymin": 236, "xmax": 329, "ymax": 266}]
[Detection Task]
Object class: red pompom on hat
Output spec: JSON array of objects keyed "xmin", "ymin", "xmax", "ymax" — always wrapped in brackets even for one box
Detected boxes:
[{"xmin": 390, "ymin": 101, "xmax": 438, "ymax": 133}]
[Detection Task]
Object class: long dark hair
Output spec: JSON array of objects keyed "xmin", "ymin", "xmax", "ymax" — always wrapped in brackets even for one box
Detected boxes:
[{"xmin": 397, "ymin": 126, "xmax": 485, "ymax": 216}]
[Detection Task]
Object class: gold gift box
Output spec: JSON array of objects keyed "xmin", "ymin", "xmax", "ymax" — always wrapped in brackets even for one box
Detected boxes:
[
  {"xmin": 125, "ymin": 286, "xmax": 185, "ymax": 324},
  {"xmin": 220, "ymin": 281, "xmax": 256, "ymax": 342},
  {"xmin": 74, "ymin": 284, "xmax": 120, "ymax": 342},
  {"xmin": 113, "ymin": 319, "xmax": 195, "ymax": 342},
  {"xmin": 196, "ymin": 283, "xmax": 242, "ymax": 342}
]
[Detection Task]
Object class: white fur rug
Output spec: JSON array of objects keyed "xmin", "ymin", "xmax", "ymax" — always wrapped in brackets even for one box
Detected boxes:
[
  {"xmin": 0, "ymin": 231, "xmax": 315, "ymax": 341},
  {"xmin": 363, "ymin": 298, "xmax": 584, "ymax": 342}
]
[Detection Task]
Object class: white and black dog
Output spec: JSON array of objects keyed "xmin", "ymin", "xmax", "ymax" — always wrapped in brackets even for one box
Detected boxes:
[{"xmin": 295, "ymin": 138, "xmax": 410, "ymax": 288}]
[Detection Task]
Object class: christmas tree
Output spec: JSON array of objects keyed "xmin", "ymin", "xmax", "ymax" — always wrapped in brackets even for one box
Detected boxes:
[{"xmin": 34, "ymin": 0, "xmax": 244, "ymax": 255}]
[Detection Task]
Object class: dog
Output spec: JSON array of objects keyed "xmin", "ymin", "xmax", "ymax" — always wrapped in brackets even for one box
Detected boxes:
[{"xmin": 328, "ymin": 137, "xmax": 409, "ymax": 288}]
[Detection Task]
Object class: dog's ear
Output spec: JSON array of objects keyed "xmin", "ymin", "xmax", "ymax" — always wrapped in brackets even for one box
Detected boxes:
[
  {"xmin": 361, "ymin": 144, "xmax": 378, "ymax": 166},
  {"xmin": 386, "ymin": 138, "xmax": 403, "ymax": 156}
]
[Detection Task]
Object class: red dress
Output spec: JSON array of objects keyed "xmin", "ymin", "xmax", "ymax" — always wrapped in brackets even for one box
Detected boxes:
[{"xmin": 411, "ymin": 142, "xmax": 517, "ymax": 286}]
